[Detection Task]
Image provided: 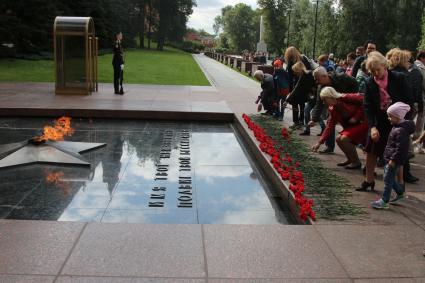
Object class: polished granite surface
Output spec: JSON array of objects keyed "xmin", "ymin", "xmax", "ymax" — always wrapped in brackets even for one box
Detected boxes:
[{"xmin": 0, "ymin": 117, "xmax": 293, "ymax": 224}]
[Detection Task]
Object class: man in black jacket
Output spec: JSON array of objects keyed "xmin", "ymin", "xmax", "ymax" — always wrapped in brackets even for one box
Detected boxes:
[
  {"xmin": 254, "ymin": 70, "xmax": 276, "ymax": 114},
  {"xmin": 351, "ymin": 40, "xmax": 377, "ymax": 78},
  {"xmin": 113, "ymin": 32, "xmax": 124, "ymax": 95},
  {"xmin": 308, "ymin": 67, "xmax": 359, "ymax": 153}
]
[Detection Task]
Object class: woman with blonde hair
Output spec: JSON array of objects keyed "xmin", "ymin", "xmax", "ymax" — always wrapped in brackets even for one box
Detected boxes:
[
  {"xmin": 284, "ymin": 46, "xmax": 315, "ymax": 128},
  {"xmin": 357, "ymin": 51, "xmax": 413, "ymax": 191},
  {"xmin": 386, "ymin": 48, "xmax": 411, "ymax": 71},
  {"xmin": 311, "ymin": 87, "xmax": 368, "ymax": 168},
  {"xmin": 386, "ymin": 48, "xmax": 421, "ymax": 183},
  {"xmin": 287, "ymin": 62, "xmax": 325, "ymax": 135},
  {"xmin": 284, "ymin": 46, "xmax": 302, "ymax": 68}
]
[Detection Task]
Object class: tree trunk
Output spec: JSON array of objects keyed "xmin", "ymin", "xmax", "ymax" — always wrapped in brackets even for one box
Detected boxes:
[
  {"xmin": 148, "ymin": 0, "xmax": 152, "ymax": 49},
  {"xmin": 157, "ymin": 23, "xmax": 165, "ymax": 51},
  {"xmin": 138, "ymin": 0, "xmax": 146, "ymax": 49},
  {"xmin": 156, "ymin": 0, "xmax": 168, "ymax": 51}
]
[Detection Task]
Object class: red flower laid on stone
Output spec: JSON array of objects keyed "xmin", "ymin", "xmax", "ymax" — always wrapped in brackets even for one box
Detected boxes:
[
  {"xmin": 281, "ymin": 128, "xmax": 289, "ymax": 139},
  {"xmin": 285, "ymin": 156, "xmax": 293, "ymax": 164},
  {"xmin": 281, "ymin": 172, "xmax": 290, "ymax": 180},
  {"xmin": 242, "ymin": 114, "xmax": 316, "ymax": 222},
  {"xmin": 271, "ymin": 155, "xmax": 280, "ymax": 163}
]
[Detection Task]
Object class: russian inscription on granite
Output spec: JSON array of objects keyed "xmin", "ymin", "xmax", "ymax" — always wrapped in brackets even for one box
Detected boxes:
[
  {"xmin": 178, "ymin": 130, "xmax": 192, "ymax": 208},
  {"xmin": 149, "ymin": 130, "xmax": 174, "ymax": 207},
  {"xmin": 148, "ymin": 129, "xmax": 193, "ymax": 208}
]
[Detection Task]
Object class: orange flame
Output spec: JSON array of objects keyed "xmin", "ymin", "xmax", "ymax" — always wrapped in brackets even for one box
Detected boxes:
[
  {"xmin": 37, "ymin": 116, "xmax": 75, "ymax": 142},
  {"xmin": 45, "ymin": 171, "xmax": 71, "ymax": 195},
  {"xmin": 46, "ymin": 171, "xmax": 65, "ymax": 183}
]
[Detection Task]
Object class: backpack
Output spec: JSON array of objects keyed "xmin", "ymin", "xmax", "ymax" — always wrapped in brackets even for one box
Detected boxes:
[{"xmin": 274, "ymin": 69, "xmax": 289, "ymax": 89}]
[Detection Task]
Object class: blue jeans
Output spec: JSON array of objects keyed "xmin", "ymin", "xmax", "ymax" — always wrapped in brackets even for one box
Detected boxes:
[
  {"xmin": 382, "ymin": 163, "xmax": 405, "ymax": 203},
  {"xmin": 321, "ymin": 108, "xmax": 335, "ymax": 150},
  {"xmin": 304, "ymin": 101, "xmax": 326, "ymax": 134}
]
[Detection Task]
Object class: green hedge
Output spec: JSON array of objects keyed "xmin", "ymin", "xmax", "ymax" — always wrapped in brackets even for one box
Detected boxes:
[{"xmin": 168, "ymin": 41, "xmax": 204, "ymax": 54}]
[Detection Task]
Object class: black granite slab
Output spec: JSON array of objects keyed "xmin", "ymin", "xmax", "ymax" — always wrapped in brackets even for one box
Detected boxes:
[{"xmin": 0, "ymin": 117, "xmax": 294, "ymax": 224}]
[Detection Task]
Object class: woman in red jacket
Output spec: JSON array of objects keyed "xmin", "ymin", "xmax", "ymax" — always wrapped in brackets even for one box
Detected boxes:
[{"xmin": 311, "ymin": 86, "xmax": 369, "ymax": 169}]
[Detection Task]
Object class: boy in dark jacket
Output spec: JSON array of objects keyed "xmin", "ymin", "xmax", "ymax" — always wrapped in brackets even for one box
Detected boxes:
[{"xmin": 372, "ymin": 102, "xmax": 415, "ymax": 209}]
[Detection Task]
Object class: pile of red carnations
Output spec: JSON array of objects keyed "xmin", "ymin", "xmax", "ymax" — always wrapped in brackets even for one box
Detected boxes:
[{"xmin": 242, "ymin": 114, "xmax": 315, "ymax": 221}]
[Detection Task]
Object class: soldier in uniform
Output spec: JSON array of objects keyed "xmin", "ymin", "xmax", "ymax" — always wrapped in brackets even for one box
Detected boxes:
[{"xmin": 113, "ymin": 32, "xmax": 124, "ymax": 95}]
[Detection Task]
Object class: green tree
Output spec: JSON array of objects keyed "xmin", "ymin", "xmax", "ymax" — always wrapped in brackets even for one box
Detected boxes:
[
  {"xmin": 337, "ymin": 0, "xmax": 423, "ymax": 55},
  {"xmin": 213, "ymin": 15, "xmax": 222, "ymax": 35},
  {"xmin": 0, "ymin": 0, "xmax": 196, "ymax": 56},
  {"xmin": 419, "ymin": 9, "xmax": 425, "ymax": 50},
  {"xmin": 388, "ymin": 0, "xmax": 424, "ymax": 51},
  {"xmin": 315, "ymin": 0, "xmax": 338, "ymax": 56},
  {"xmin": 0, "ymin": 0, "xmax": 59, "ymax": 54},
  {"xmin": 222, "ymin": 4, "xmax": 258, "ymax": 52},
  {"xmin": 288, "ymin": 0, "xmax": 314, "ymax": 56},
  {"xmin": 132, "ymin": 0, "xmax": 148, "ymax": 49},
  {"xmin": 155, "ymin": 0, "xmax": 195, "ymax": 50}
]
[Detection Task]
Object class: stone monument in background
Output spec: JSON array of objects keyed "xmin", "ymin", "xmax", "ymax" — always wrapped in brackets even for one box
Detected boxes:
[{"xmin": 256, "ymin": 15, "xmax": 267, "ymax": 56}]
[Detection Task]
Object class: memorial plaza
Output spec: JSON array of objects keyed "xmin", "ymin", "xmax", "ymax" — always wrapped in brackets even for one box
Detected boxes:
[{"xmin": 0, "ymin": 52, "xmax": 424, "ymax": 282}]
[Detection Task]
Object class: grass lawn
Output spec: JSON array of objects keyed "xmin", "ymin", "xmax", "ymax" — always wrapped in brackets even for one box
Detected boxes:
[{"xmin": 0, "ymin": 47, "xmax": 210, "ymax": 86}]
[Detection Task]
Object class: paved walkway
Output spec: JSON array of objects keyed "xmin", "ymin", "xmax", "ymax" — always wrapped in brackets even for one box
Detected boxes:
[{"xmin": 0, "ymin": 54, "xmax": 424, "ymax": 282}]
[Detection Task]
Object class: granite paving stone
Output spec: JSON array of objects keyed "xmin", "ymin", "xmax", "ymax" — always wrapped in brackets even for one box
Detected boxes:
[
  {"xmin": 316, "ymin": 225, "xmax": 425, "ymax": 278},
  {"xmin": 314, "ymin": 203, "xmax": 416, "ymax": 226},
  {"xmin": 0, "ymin": 207, "xmax": 13, "ymax": 219},
  {"xmin": 209, "ymin": 280, "xmax": 353, "ymax": 283},
  {"xmin": 392, "ymin": 197, "xmax": 425, "ymax": 225},
  {"xmin": 0, "ymin": 220, "xmax": 85, "ymax": 275},
  {"xmin": 101, "ymin": 209, "xmax": 198, "ymax": 224},
  {"xmin": 203, "ymin": 225, "xmax": 349, "ymax": 279},
  {"xmin": 61, "ymin": 223, "xmax": 205, "ymax": 277},
  {"xmin": 57, "ymin": 277, "xmax": 206, "ymax": 283},
  {"xmin": 0, "ymin": 274, "xmax": 55, "ymax": 283},
  {"xmin": 354, "ymin": 279, "xmax": 425, "ymax": 283},
  {"xmin": 57, "ymin": 208, "xmax": 105, "ymax": 222}
]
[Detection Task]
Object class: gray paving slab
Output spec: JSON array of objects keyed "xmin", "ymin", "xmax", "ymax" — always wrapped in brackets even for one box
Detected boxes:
[
  {"xmin": 0, "ymin": 82, "xmax": 233, "ymax": 119},
  {"xmin": 354, "ymin": 279, "xmax": 425, "ymax": 283},
  {"xmin": 209, "ymin": 279, "xmax": 353, "ymax": 283},
  {"xmin": 192, "ymin": 55, "xmax": 259, "ymax": 94},
  {"xmin": 0, "ymin": 274, "xmax": 55, "ymax": 283},
  {"xmin": 61, "ymin": 223, "xmax": 205, "ymax": 278},
  {"xmin": 57, "ymin": 276, "xmax": 205, "ymax": 283},
  {"xmin": 314, "ymin": 200, "xmax": 416, "ymax": 226},
  {"xmin": 315, "ymin": 225, "xmax": 425, "ymax": 278},
  {"xmin": 0, "ymin": 220, "xmax": 84, "ymax": 275},
  {"xmin": 203, "ymin": 225, "xmax": 349, "ymax": 279}
]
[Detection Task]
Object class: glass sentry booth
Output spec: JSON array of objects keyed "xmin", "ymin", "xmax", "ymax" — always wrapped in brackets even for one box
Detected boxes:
[{"xmin": 54, "ymin": 17, "xmax": 98, "ymax": 95}]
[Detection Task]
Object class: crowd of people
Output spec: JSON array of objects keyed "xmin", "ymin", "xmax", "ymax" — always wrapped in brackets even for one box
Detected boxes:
[{"xmin": 253, "ymin": 42, "xmax": 425, "ymax": 210}]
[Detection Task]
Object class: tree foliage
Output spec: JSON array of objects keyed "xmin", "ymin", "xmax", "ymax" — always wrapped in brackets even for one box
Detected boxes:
[
  {"xmin": 419, "ymin": 7, "xmax": 425, "ymax": 50},
  {"xmin": 0, "ymin": 0, "xmax": 196, "ymax": 56},
  {"xmin": 216, "ymin": 4, "xmax": 260, "ymax": 53},
  {"xmin": 156, "ymin": 0, "xmax": 195, "ymax": 50},
  {"xmin": 215, "ymin": 0, "xmax": 424, "ymax": 58}
]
